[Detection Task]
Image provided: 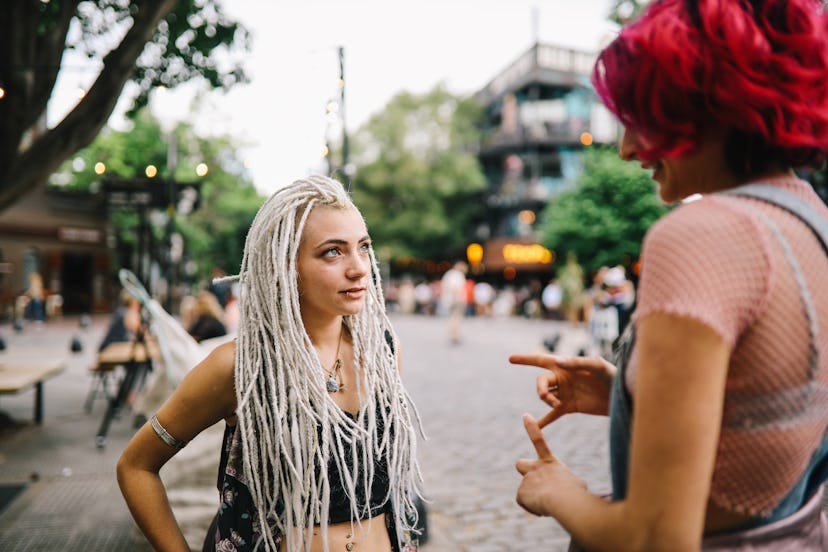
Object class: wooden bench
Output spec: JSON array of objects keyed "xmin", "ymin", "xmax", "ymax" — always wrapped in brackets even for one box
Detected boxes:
[
  {"xmin": 0, "ymin": 358, "xmax": 65, "ymax": 424},
  {"xmin": 94, "ymin": 338, "xmax": 160, "ymax": 447}
]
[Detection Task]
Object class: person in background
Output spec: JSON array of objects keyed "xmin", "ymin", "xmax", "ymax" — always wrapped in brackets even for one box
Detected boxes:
[
  {"xmin": 187, "ymin": 290, "xmax": 227, "ymax": 343},
  {"xmin": 440, "ymin": 261, "xmax": 468, "ymax": 345},
  {"xmin": 207, "ymin": 266, "xmax": 231, "ymax": 309},
  {"xmin": 98, "ymin": 288, "xmax": 144, "ymax": 352},
  {"xmin": 23, "ymin": 271, "xmax": 46, "ymax": 322},
  {"xmin": 557, "ymin": 253, "xmax": 584, "ymax": 326},
  {"xmin": 118, "ymin": 175, "xmax": 423, "ymax": 552},
  {"xmin": 511, "ymin": 0, "xmax": 828, "ymax": 549}
]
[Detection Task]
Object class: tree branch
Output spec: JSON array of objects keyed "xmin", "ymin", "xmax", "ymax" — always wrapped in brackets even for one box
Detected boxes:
[{"xmin": 0, "ymin": 0, "xmax": 178, "ymax": 213}]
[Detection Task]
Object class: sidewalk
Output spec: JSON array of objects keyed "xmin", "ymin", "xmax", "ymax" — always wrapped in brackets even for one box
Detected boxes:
[
  {"xmin": 0, "ymin": 314, "xmax": 154, "ymax": 550},
  {"xmin": 0, "ymin": 314, "xmax": 458, "ymax": 551}
]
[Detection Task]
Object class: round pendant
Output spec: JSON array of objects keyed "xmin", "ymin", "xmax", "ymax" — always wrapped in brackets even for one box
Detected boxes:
[
  {"xmin": 345, "ymin": 543, "xmax": 354, "ymax": 551},
  {"xmin": 326, "ymin": 374, "xmax": 340, "ymax": 393}
]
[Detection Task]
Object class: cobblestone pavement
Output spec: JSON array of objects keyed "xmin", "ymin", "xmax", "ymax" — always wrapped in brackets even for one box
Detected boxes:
[
  {"xmin": 0, "ymin": 313, "xmax": 607, "ymax": 551},
  {"xmin": 392, "ymin": 314, "xmax": 610, "ymax": 552}
]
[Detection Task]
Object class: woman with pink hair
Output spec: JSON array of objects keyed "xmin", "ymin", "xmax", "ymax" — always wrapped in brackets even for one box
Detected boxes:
[{"xmin": 511, "ymin": 0, "xmax": 828, "ymax": 549}]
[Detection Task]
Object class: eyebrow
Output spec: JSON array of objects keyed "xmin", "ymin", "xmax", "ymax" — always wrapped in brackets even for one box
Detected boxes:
[{"xmin": 313, "ymin": 235, "xmax": 371, "ymax": 249}]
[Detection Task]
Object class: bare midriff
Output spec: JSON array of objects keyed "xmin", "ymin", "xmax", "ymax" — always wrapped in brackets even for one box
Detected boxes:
[{"xmin": 279, "ymin": 513, "xmax": 392, "ymax": 552}]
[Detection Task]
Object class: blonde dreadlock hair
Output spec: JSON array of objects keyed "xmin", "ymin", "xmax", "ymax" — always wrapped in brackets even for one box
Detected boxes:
[{"xmin": 232, "ymin": 174, "xmax": 423, "ymax": 551}]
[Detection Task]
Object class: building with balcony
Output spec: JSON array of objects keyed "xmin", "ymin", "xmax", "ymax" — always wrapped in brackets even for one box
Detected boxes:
[
  {"xmin": 0, "ymin": 186, "xmax": 113, "ymax": 320},
  {"xmin": 471, "ymin": 42, "xmax": 618, "ymax": 280}
]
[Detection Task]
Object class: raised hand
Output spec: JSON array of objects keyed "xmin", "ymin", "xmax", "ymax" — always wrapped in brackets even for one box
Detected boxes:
[
  {"xmin": 515, "ymin": 413, "xmax": 587, "ymax": 517},
  {"xmin": 509, "ymin": 353, "xmax": 616, "ymax": 427}
]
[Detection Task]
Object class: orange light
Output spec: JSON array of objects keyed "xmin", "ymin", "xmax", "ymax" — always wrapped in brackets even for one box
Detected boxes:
[
  {"xmin": 466, "ymin": 243, "xmax": 484, "ymax": 264},
  {"xmin": 145, "ymin": 165, "xmax": 158, "ymax": 178},
  {"xmin": 503, "ymin": 266, "xmax": 517, "ymax": 280},
  {"xmin": 94, "ymin": 162, "xmax": 106, "ymax": 175},
  {"xmin": 502, "ymin": 243, "xmax": 554, "ymax": 264},
  {"xmin": 518, "ymin": 210, "xmax": 536, "ymax": 225},
  {"xmin": 580, "ymin": 132, "xmax": 594, "ymax": 146}
]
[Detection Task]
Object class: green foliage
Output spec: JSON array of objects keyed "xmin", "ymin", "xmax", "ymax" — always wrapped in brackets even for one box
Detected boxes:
[
  {"xmin": 608, "ymin": 0, "xmax": 649, "ymax": 25},
  {"xmin": 67, "ymin": 0, "xmax": 250, "ymax": 117},
  {"xmin": 540, "ymin": 147, "xmax": 669, "ymax": 275},
  {"xmin": 350, "ymin": 85, "xmax": 487, "ymax": 262},
  {"xmin": 51, "ymin": 109, "xmax": 263, "ymax": 283}
]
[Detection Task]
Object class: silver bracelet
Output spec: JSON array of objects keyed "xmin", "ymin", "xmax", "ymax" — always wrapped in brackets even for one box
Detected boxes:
[{"xmin": 150, "ymin": 414, "xmax": 188, "ymax": 449}]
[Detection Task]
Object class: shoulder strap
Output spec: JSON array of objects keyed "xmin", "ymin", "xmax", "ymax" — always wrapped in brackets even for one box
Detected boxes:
[{"xmin": 722, "ymin": 183, "xmax": 828, "ymax": 255}]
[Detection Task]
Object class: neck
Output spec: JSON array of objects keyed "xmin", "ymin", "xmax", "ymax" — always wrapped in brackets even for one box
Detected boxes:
[{"xmin": 304, "ymin": 315, "xmax": 344, "ymax": 348}]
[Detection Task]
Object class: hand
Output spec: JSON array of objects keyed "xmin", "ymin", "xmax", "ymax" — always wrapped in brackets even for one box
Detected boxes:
[
  {"xmin": 509, "ymin": 353, "xmax": 616, "ymax": 427},
  {"xmin": 515, "ymin": 413, "xmax": 587, "ymax": 517}
]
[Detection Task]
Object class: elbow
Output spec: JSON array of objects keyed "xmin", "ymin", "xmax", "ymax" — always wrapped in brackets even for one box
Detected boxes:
[
  {"xmin": 115, "ymin": 453, "xmax": 130, "ymax": 490},
  {"xmin": 626, "ymin": 523, "xmax": 700, "ymax": 552}
]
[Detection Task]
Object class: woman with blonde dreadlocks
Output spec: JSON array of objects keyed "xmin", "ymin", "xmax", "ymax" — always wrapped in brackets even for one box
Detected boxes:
[{"xmin": 118, "ymin": 175, "xmax": 423, "ymax": 552}]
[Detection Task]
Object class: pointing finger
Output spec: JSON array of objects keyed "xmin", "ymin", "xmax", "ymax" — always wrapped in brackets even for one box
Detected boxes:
[
  {"xmin": 523, "ymin": 413, "xmax": 554, "ymax": 461},
  {"xmin": 510, "ymin": 354, "xmax": 561, "ymax": 370}
]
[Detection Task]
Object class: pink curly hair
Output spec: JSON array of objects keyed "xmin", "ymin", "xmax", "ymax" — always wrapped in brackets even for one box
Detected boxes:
[{"xmin": 592, "ymin": 0, "xmax": 828, "ymax": 175}]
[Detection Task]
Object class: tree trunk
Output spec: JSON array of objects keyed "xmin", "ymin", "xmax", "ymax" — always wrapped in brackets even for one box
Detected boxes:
[{"xmin": 0, "ymin": 0, "xmax": 178, "ymax": 213}]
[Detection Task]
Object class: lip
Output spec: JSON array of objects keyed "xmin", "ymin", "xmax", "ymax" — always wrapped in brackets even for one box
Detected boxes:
[
  {"xmin": 341, "ymin": 287, "xmax": 366, "ymax": 299},
  {"xmin": 643, "ymin": 161, "xmax": 663, "ymax": 182}
]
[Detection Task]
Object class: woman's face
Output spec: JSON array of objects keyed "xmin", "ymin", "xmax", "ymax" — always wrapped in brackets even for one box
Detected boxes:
[
  {"xmin": 296, "ymin": 205, "xmax": 372, "ymax": 321},
  {"xmin": 619, "ymin": 127, "xmax": 729, "ymax": 203}
]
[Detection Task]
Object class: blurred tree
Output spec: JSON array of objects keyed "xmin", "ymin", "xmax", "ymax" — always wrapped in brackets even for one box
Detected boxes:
[
  {"xmin": 540, "ymin": 147, "xmax": 668, "ymax": 275},
  {"xmin": 608, "ymin": 0, "xmax": 648, "ymax": 25},
  {"xmin": 0, "ymin": 0, "xmax": 249, "ymax": 212},
  {"xmin": 52, "ymin": 108, "xmax": 263, "ymax": 284},
  {"xmin": 349, "ymin": 84, "xmax": 487, "ymax": 263}
]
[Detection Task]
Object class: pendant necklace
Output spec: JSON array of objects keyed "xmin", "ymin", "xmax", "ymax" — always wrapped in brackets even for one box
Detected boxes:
[{"xmin": 324, "ymin": 326, "xmax": 345, "ymax": 393}]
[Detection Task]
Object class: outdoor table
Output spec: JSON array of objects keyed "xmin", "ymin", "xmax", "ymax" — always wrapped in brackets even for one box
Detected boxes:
[
  {"xmin": 0, "ymin": 357, "xmax": 66, "ymax": 424},
  {"xmin": 95, "ymin": 336, "xmax": 159, "ymax": 448}
]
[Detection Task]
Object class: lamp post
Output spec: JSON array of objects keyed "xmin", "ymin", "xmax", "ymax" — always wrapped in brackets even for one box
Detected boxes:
[{"xmin": 151, "ymin": 87, "xmax": 180, "ymax": 312}]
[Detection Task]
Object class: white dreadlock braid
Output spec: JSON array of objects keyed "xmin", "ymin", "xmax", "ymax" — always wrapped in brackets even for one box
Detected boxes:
[{"xmin": 234, "ymin": 174, "xmax": 423, "ymax": 551}]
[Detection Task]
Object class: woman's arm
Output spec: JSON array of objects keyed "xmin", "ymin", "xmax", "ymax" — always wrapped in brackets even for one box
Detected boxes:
[
  {"xmin": 117, "ymin": 340, "xmax": 237, "ymax": 552},
  {"xmin": 516, "ymin": 313, "xmax": 730, "ymax": 551}
]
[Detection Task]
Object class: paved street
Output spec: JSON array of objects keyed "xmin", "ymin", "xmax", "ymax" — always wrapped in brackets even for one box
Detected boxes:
[
  {"xmin": 394, "ymin": 314, "xmax": 609, "ymax": 552},
  {"xmin": 0, "ymin": 312, "xmax": 608, "ymax": 551}
]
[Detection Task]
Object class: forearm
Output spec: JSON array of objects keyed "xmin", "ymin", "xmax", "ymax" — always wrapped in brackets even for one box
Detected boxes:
[
  {"xmin": 524, "ymin": 472, "xmax": 633, "ymax": 552},
  {"xmin": 117, "ymin": 466, "xmax": 190, "ymax": 552},
  {"xmin": 549, "ymin": 492, "xmax": 679, "ymax": 552}
]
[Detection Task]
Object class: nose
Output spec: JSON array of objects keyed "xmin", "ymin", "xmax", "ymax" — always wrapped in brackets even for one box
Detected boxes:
[
  {"xmin": 346, "ymin": 251, "xmax": 369, "ymax": 280},
  {"xmin": 619, "ymin": 128, "xmax": 638, "ymax": 161}
]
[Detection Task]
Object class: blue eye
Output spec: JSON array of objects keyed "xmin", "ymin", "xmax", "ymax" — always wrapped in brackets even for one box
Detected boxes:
[
  {"xmin": 322, "ymin": 247, "xmax": 340, "ymax": 258},
  {"xmin": 360, "ymin": 242, "xmax": 372, "ymax": 253}
]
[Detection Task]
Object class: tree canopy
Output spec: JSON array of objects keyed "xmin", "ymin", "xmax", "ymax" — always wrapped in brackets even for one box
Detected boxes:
[
  {"xmin": 540, "ymin": 147, "xmax": 669, "ymax": 276},
  {"xmin": 0, "ymin": 0, "xmax": 249, "ymax": 212},
  {"xmin": 52, "ymin": 108, "xmax": 263, "ymax": 285},
  {"xmin": 349, "ymin": 85, "xmax": 487, "ymax": 265}
]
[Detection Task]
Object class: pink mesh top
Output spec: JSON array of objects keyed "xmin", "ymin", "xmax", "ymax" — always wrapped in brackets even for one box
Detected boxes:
[{"xmin": 628, "ymin": 175, "xmax": 828, "ymax": 517}]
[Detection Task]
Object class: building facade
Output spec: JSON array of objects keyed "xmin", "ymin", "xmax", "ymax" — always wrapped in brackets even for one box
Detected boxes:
[
  {"xmin": 0, "ymin": 186, "xmax": 113, "ymax": 319},
  {"xmin": 471, "ymin": 42, "xmax": 618, "ymax": 280}
]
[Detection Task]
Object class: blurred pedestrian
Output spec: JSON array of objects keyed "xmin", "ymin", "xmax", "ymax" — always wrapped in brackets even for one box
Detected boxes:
[
  {"xmin": 440, "ymin": 261, "xmax": 468, "ymax": 344},
  {"xmin": 558, "ymin": 253, "xmax": 584, "ymax": 326},
  {"xmin": 207, "ymin": 267, "xmax": 231, "ymax": 309},
  {"xmin": 187, "ymin": 290, "xmax": 227, "ymax": 343},
  {"xmin": 541, "ymin": 279, "xmax": 562, "ymax": 320},
  {"xmin": 510, "ymin": 1, "xmax": 828, "ymax": 549},
  {"xmin": 413, "ymin": 280, "xmax": 433, "ymax": 315},
  {"xmin": 397, "ymin": 278, "xmax": 417, "ymax": 314},
  {"xmin": 118, "ymin": 175, "xmax": 423, "ymax": 552},
  {"xmin": 23, "ymin": 271, "xmax": 46, "ymax": 322},
  {"xmin": 98, "ymin": 288, "xmax": 144, "ymax": 352},
  {"xmin": 473, "ymin": 280, "xmax": 496, "ymax": 317}
]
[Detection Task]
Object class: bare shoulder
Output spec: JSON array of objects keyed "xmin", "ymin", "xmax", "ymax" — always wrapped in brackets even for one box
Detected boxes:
[{"xmin": 180, "ymin": 339, "xmax": 236, "ymax": 396}]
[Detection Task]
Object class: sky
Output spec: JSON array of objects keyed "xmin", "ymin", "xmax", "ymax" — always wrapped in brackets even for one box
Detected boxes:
[{"xmin": 50, "ymin": 1, "xmax": 618, "ymax": 196}]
